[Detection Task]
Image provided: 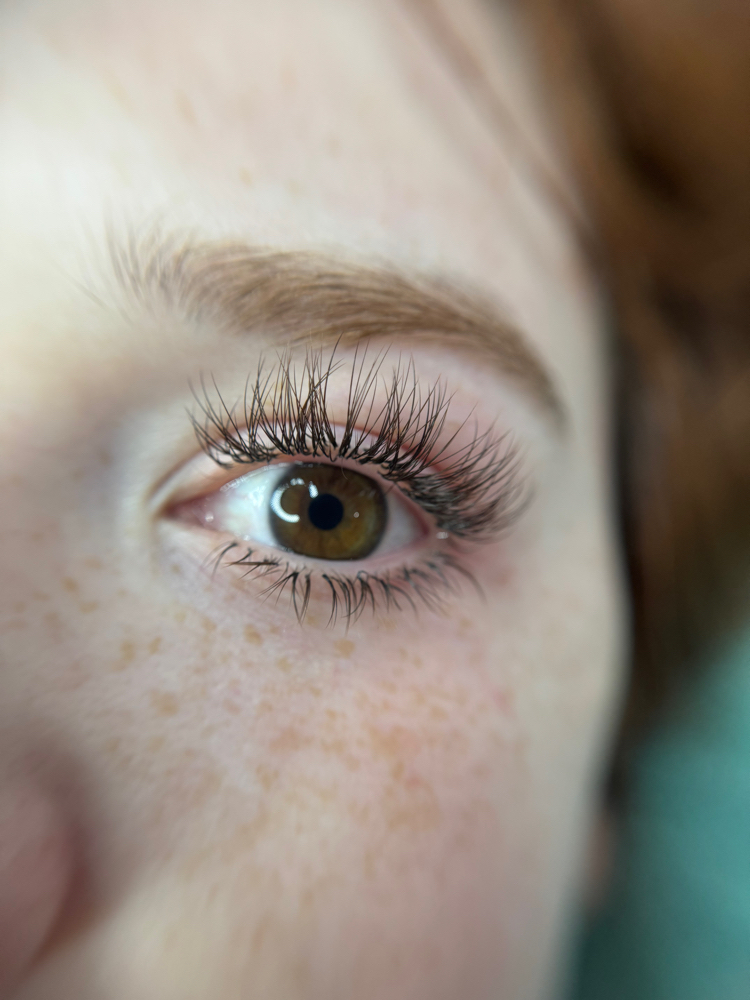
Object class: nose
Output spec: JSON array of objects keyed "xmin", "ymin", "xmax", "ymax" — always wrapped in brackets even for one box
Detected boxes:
[{"xmin": 0, "ymin": 779, "xmax": 75, "ymax": 997}]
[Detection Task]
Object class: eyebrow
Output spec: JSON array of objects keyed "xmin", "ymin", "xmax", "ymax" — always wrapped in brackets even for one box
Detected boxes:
[{"xmin": 108, "ymin": 231, "xmax": 566, "ymax": 427}]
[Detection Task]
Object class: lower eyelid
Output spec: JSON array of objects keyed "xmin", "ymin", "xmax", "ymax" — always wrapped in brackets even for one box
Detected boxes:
[{"xmin": 200, "ymin": 537, "xmax": 476, "ymax": 624}]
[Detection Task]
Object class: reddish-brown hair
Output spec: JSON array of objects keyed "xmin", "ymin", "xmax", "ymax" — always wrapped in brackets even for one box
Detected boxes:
[{"xmin": 525, "ymin": 0, "xmax": 750, "ymax": 733}]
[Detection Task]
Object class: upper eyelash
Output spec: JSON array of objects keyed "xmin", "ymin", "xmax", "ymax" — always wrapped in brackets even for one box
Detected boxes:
[{"xmin": 189, "ymin": 347, "xmax": 528, "ymax": 538}]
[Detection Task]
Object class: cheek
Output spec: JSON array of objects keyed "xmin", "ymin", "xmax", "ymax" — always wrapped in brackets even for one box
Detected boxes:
[
  {"xmin": 0, "ymin": 555, "xmax": 614, "ymax": 1000},
  {"xmin": 31, "ymin": 607, "xmax": 536, "ymax": 992},
  {"xmin": 97, "ymin": 628, "xmax": 536, "ymax": 996}
]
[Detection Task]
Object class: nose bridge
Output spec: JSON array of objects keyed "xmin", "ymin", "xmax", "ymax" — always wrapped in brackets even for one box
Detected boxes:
[
  {"xmin": 0, "ymin": 371, "xmax": 87, "ymax": 598},
  {"xmin": 0, "ymin": 337, "xmax": 132, "ymax": 702}
]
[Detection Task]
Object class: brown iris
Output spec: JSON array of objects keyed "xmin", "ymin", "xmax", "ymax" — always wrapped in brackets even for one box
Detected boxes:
[{"xmin": 270, "ymin": 463, "xmax": 387, "ymax": 560}]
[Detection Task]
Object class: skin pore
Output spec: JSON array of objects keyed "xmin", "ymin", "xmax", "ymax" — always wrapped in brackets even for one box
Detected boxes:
[{"xmin": 0, "ymin": 1, "xmax": 625, "ymax": 998}]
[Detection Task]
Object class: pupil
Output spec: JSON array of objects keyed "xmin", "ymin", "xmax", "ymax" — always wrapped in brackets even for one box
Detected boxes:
[
  {"xmin": 268, "ymin": 463, "xmax": 387, "ymax": 561},
  {"xmin": 308, "ymin": 492, "xmax": 345, "ymax": 531}
]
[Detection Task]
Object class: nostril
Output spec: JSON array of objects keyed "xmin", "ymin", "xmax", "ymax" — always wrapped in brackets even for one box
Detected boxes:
[{"xmin": 0, "ymin": 780, "xmax": 74, "ymax": 997}]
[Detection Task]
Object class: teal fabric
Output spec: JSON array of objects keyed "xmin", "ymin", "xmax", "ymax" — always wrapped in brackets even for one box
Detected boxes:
[{"xmin": 571, "ymin": 629, "xmax": 750, "ymax": 1000}]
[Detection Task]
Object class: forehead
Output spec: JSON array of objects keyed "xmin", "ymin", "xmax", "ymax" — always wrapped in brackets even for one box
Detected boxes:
[
  {"xmin": 0, "ymin": 0, "xmax": 602, "ymax": 422},
  {"xmin": 0, "ymin": 0, "xmax": 565, "ymax": 255}
]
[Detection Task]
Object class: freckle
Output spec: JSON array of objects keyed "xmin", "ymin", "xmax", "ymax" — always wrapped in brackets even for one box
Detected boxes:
[
  {"xmin": 104, "ymin": 737, "xmax": 121, "ymax": 755},
  {"xmin": 269, "ymin": 727, "xmax": 305, "ymax": 753},
  {"xmin": 201, "ymin": 616, "xmax": 216, "ymax": 634},
  {"xmin": 322, "ymin": 736, "xmax": 346, "ymax": 757},
  {"xmin": 150, "ymin": 690, "xmax": 179, "ymax": 717},
  {"xmin": 148, "ymin": 735, "xmax": 165, "ymax": 753},
  {"xmin": 13, "ymin": 601, "xmax": 25, "ymax": 613},
  {"xmin": 174, "ymin": 610, "xmax": 186, "ymax": 624},
  {"xmin": 148, "ymin": 636, "xmax": 162, "ymax": 654},
  {"xmin": 244, "ymin": 625, "xmax": 262, "ymax": 646},
  {"xmin": 223, "ymin": 699, "xmax": 241, "ymax": 715},
  {"xmin": 238, "ymin": 167, "xmax": 253, "ymax": 186},
  {"xmin": 334, "ymin": 639, "xmax": 355, "ymax": 658},
  {"xmin": 275, "ymin": 656, "xmax": 292, "ymax": 674},
  {"xmin": 256, "ymin": 765, "xmax": 277, "ymax": 791},
  {"xmin": 79, "ymin": 601, "xmax": 99, "ymax": 613},
  {"xmin": 83, "ymin": 557, "xmax": 103, "ymax": 570},
  {"xmin": 62, "ymin": 577, "xmax": 79, "ymax": 593},
  {"xmin": 119, "ymin": 640, "xmax": 136, "ymax": 667},
  {"xmin": 170, "ymin": 563, "xmax": 183, "ymax": 576},
  {"xmin": 32, "ymin": 590, "xmax": 49, "ymax": 602}
]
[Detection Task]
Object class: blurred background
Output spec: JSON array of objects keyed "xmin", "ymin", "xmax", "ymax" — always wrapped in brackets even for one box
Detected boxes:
[
  {"xmin": 571, "ymin": 626, "xmax": 750, "ymax": 999},
  {"xmin": 520, "ymin": 2, "xmax": 750, "ymax": 997}
]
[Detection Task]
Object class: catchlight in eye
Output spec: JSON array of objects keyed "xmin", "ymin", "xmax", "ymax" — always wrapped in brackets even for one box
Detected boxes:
[{"xmin": 268, "ymin": 464, "xmax": 387, "ymax": 560}]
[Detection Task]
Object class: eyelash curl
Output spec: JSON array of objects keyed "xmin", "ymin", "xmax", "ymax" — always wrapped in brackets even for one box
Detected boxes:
[{"xmin": 189, "ymin": 347, "xmax": 527, "ymax": 623}]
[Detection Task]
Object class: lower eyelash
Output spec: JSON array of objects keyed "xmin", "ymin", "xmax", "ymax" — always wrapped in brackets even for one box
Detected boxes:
[{"xmin": 206, "ymin": 540, "xmax": 480, "ymax": 625}]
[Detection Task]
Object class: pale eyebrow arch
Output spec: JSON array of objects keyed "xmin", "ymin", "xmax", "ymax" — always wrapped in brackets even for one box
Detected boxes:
[{"xmin": 108, "ymin": 232, "xmax": 566, "ymax": 428}]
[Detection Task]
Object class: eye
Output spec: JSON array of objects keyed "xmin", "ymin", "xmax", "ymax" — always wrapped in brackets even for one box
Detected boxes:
[
  {"xmin": 184, "ymin": 461, "xmax": 427, "ymax": 563},
  {"xmin": 268, "ymin": 464, "xmax": 387, "ymax": 560}
]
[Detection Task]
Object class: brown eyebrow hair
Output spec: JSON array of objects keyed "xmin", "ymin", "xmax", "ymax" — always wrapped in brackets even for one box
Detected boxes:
[{"xmin": 106, "ymin": 230, "xmax": 566, "ymax": 427}]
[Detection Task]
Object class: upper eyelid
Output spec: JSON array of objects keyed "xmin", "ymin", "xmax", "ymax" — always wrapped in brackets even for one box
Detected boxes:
[
  {"xmin": 180, "ymin": 452, "xmax": 405, "ymax": 505},
  {"xmin": 191, "ymin": 349, "xmax": 478, "ymax": 475},
  {"xmin": 102, "ymin": 229, "xmax": 567, "ymax": 433},
  {"xmin": 185, "ymin": 353, "xmax": 528, "ymax": 539}
]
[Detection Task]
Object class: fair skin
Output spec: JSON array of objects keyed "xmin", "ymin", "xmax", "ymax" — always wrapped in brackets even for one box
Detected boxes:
[{"xmin": 0, "ymin": 1, "xmax": 625, "ymax": 998}]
